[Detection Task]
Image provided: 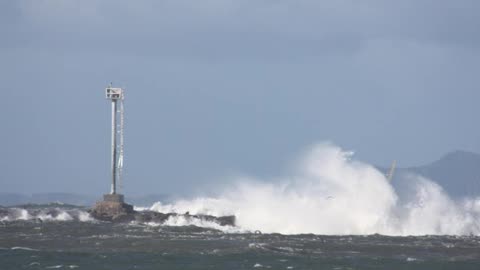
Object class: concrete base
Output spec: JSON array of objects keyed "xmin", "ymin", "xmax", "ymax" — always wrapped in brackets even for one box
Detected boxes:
[
  {"xmin": 103, "ymin": 194, "xmax": 125, "ymax": 203},
  {"xmin": 90, "ymin": 194, "xmax": 134, "ymax": 222}
]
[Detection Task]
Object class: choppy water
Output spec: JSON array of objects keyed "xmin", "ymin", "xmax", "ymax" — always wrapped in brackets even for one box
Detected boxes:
[{"xmin": 1, "ymin": 205, "xmax": 480, "ymax": 270}]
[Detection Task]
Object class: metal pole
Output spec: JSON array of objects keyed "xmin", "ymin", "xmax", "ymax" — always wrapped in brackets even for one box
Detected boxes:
[{"xmin": 111, "ymin": 100, "xmax": 117, "ymax": 194}]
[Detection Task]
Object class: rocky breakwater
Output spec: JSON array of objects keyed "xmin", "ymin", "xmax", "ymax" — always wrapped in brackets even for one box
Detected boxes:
[
  {"xmin": 89, "ymin": 194, "xmax": 135, "ymax": 222},
  {"xmin": 89, "ymin": 195, "xmax": 235, "ymax": 226}
]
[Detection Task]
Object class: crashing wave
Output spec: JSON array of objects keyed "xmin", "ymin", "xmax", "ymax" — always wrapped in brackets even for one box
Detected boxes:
[
  {"xmin": 0, "ymin": 206, "xmax": 94, "ymax": 222},
  {"xmin": 143, "ymin": 143, "xmax": 480, "ymax": 236},
  {"xmin": 142, "ymin": 214, "xmax": 242, "ymax": 233}
]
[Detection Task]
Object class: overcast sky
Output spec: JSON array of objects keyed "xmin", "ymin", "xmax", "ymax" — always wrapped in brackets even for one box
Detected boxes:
[{"xmin": 1, "ymin": 0, "xmax": 479, "ymax": 196}]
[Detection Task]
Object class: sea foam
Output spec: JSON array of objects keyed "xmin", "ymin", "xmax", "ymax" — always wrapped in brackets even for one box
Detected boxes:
[{"xmin": 0, "ymin": 208, "xmax": 93, "ymax": 223}]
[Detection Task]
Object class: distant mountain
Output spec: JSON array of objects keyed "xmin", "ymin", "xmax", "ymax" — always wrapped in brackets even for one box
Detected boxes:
[
  {"xmin": 405, "ymin": 150, "xmax": 480, "ymax": 198},
  {"xmin": 378, "ymin": 150, "xmax": 480, "ymax": 199}
]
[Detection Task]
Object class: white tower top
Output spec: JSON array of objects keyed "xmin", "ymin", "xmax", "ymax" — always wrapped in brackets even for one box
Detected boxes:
[{"xmin": 106, "ymin": 87, "xmax": 124, "ymax": 100}]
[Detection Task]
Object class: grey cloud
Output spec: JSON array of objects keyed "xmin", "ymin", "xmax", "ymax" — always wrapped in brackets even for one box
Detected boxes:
[
  {"xmin": 8, "ymin": 1, "xmax": 480, "ymax": 47},
  {"xmin": 1, "ymin": 1, "xmax": 479, "ymax": 195}
]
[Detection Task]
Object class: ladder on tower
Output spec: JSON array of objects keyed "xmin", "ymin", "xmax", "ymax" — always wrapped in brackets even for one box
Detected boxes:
[{"xmin": 117, "ymin": 95, "xmax": 125, "ymax": 191}]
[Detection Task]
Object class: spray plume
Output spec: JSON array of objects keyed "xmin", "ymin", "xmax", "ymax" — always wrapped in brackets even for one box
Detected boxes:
[{"xmin": 150, "ymin": 143, "xmax": 480, "ymax": 235}]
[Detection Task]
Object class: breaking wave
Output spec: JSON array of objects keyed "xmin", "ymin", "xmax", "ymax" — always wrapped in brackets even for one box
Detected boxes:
[
  {"xmin": 0, "ymin": 207, "xmax": 93, "ymax": 222},
  {"xmin": 148, "ymin": 143, "xmax": 480, "ymax": 235},
  {"xmin": 144, "ymin": 215, "xmax": 242, "ymax": 233}
]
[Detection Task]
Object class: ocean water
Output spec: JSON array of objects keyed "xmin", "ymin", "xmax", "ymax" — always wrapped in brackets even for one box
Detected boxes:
[{"xmin": 1, "ymin": 205, "xmax": 480, "ymax": 270}]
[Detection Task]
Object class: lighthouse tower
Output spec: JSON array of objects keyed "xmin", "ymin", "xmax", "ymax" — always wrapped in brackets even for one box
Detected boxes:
[
  {"xmin": 104, "ymin": 86, "xmax": 125, "ymax": 202},
  {"xmin": 90, "ymin": 85, "xmax": 133, "ymax": 222}
]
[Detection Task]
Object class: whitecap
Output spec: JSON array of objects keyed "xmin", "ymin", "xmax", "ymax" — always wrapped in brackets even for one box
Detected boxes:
[
  {"xmin": 144, "ymin": 215, "xmax": 243, "ymax": 233},
  {"xmin": 11, "ymin": 247, "xmax": 39, "ymax": 251},
  {"xmin": 78, "ymin": 211, "xmax": 94, "ymax": 222},
  {"xmin": 46, "ymin": 265, "xmax": 63, "ymax": 269}
]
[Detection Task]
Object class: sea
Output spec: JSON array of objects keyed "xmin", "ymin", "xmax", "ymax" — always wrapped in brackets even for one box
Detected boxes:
[{"xmin": 1, "ymin": 204, "xmax": 480, "ymax": 270}]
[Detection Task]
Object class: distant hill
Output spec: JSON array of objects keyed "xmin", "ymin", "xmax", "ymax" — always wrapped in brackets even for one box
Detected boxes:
[
  {"xmin": 379, "ymin": 150, "xmax": 480, "ymax": 199},
  {"xmin": 405, "ymin": 150, "xmax": 480, "ymax": 198}
]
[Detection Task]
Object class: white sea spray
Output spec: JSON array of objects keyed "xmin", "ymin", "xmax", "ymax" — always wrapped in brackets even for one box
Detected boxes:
[{"xmin": 148, "ymin": 143, "xmax": 480, "ymax": 235}]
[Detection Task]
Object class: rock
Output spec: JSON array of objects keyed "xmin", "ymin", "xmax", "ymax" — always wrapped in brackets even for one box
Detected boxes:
[
  {"xmin": 90, "ymin": 201, "xmax": 135, "ymax": 222},
  {"xmin": 215, "ymin": 215, "xmax": 236, "ymax": 226},
  {"xmin": 89, "ymin": 194, "xmax": 236, "ymax": 227},
  {"xmin": 134, "ymin": 211, "xmax": 170, "ymax": 223},
  {"xmin": 0, "ymin": 207, "xmax": 8, "ymax": 218},
  {"xmin": 112, "ymin": 213, "xmax": 135, "ymax": 223}
]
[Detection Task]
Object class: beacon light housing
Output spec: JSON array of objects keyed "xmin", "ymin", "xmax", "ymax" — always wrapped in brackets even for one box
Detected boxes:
[{"xmin": 106, "ymin": 87, "xmax": 124, "ymax": 100}]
